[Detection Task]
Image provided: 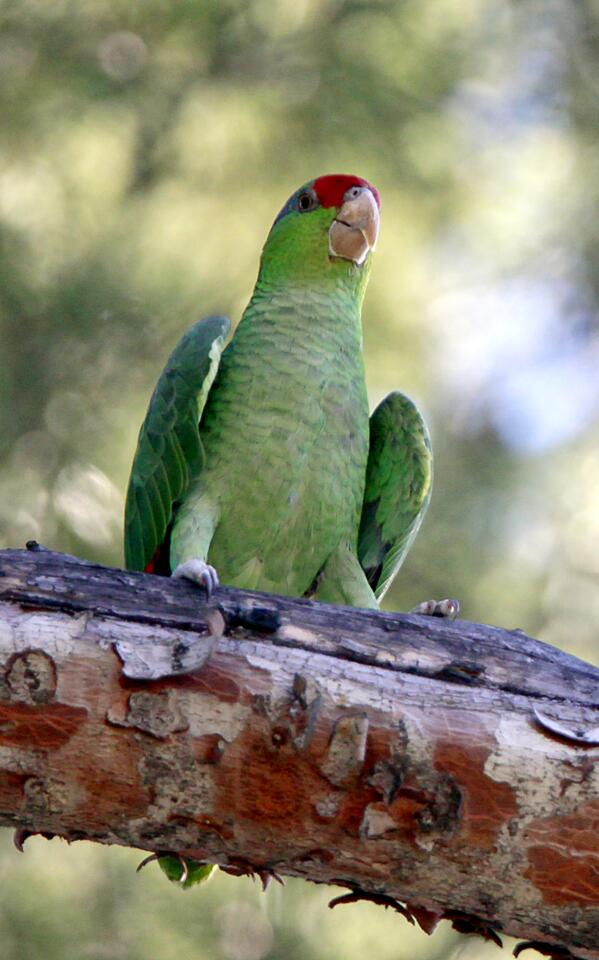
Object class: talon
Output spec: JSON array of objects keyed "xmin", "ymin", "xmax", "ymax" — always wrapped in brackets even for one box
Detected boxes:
[
  {"xmin": 433, "ymin": 598, "xmax": 459, "ymax": 619},
  {"xmin": 172, "ymin": 558, "xmax": 220, "ymax": 596},
  {"xmin": 410, "ymin": 598, "xmax": 460, "ymax": 620},
  {"xmin": 409, "ymin": 599, "xmax": 437, "ymax": 616}
]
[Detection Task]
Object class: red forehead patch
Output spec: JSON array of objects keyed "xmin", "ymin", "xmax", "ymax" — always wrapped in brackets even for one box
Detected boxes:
[{"xmin": 312, "ymin": 174, "xmax": 380, "ymax": 210}]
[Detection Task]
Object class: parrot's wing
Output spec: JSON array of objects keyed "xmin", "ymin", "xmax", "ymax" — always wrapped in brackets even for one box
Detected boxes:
[
  {"xmin": 124, "ymin": 315, "xmax": 230, "ymax": 572},
  {"xmin": 358, "ymin": 391, "xmax": 432, "ymax": 601}
]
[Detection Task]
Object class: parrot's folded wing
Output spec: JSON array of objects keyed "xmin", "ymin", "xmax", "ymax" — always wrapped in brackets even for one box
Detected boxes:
[
  {"xmin": 358, "ymin": 391, "xmax": 432, "ymax": 601},
  {"xmin": 124, "ymin": 315, "xmax": 230, "ymax": 572}
]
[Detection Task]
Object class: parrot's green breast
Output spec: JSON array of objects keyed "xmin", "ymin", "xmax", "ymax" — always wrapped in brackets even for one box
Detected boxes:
[{"xmin": 171, "ymin": 282, "xmax": 369, "ymax": 595}]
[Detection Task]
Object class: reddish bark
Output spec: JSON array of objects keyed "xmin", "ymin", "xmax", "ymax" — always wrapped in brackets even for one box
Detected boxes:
[{"xmin": 0, "ymin": 546, "xmax": 598, "ymax": 960}]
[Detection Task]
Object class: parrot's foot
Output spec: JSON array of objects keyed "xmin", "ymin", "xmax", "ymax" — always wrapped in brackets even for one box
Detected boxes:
[
  {"xmin": 172, "ymin": 558, "xmax": 219, "ymax": 596},
  {"xmin": 410, "ymin": 598, "xmax": 460, "ymax": 619}
]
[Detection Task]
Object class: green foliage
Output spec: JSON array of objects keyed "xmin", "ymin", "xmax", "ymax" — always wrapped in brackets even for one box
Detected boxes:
[
  {"xmin": 157, "ymin": 855, "xmax": 215, "ymax": 888},
  {"xmin": 1, "ymin": 0, "xmax": 598, "ymax": 956}
]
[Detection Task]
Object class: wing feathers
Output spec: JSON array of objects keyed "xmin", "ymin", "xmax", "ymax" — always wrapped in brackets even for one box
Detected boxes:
[
  {"xmin": 124, "ymin": 315, "xmax": 229, "ymax": 572},
  {"xmin": 358, "ymin": 391, "xmax": 432, "ymax": 600}
]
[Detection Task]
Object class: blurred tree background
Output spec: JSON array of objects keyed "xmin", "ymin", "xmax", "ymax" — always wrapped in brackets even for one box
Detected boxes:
[{"xmin": 1, "ymin": 0, "xmax": 598, "ymax": 956}]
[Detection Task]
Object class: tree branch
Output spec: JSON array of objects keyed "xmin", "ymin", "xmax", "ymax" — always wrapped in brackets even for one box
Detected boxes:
[{"xmin": 0, "ymin": 546, "xmax": 598, "ymax": 958}]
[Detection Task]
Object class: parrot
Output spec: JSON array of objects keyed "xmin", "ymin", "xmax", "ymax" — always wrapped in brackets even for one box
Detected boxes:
[
  {"xmin": 124, "ymin": 173, "xmax": 456, "ymax": 886},
  {"xmin": 124, "ymin": 173, "xmax": 454, "ymax": 613}
]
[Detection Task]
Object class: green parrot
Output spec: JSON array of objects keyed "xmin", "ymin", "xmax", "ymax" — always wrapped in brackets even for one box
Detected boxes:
[
  {"xmin": 125, "ymin": 174, "xmax": 456, "ymax": 888},
  {"xmin": 124, "ymin": 174, "xmax": 453, "ymax": 616}
]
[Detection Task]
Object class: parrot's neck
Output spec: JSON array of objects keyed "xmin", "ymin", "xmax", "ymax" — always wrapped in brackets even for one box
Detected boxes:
[
  {"xmin": 256, "ymin": 214, "xmax": 373, "ymax": 309},
  {"xmin": 239, "ymin": 277, "xmax": 365, "ymax": 353}
]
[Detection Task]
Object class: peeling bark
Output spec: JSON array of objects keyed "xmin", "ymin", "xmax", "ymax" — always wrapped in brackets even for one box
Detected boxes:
[{"xmin": 0, "ymin": 546, "xmax": 598, "ymax": 958}]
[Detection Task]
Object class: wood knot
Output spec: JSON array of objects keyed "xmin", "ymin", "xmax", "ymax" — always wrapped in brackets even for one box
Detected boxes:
[{"xmin": 5, "ymin": 650, "xmax": 57, "ymax": 704}]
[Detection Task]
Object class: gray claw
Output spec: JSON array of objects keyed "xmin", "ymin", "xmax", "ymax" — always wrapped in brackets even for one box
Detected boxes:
[
  {"xmin": 410, "ymin": 598, "xmax": 460, "ymax": 620},
  {"xmin": 433, "ymin": 598, "xmax": 459, "ymax": 619},
  {"xmin": 409, "ymin": 599, "xmax": 437, "ymax": 616},
  {"xmin": 172, "ymin": 559, "xmax": 220, "ymax": 596}
]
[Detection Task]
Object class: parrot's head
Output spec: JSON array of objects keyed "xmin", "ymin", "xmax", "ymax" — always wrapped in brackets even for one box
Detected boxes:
[{"xmin": 259, "ymin": 174, "xmax": 380, "ymax": 299}]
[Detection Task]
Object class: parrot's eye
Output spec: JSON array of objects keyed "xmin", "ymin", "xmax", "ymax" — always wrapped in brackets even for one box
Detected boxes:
[
  {"xmin": 297, "ymin": 192, "xmax": 316, "ymax": 212},
  {"xmin": 344, "ymin": 185, "xmax": 363, "ymax": 201}
]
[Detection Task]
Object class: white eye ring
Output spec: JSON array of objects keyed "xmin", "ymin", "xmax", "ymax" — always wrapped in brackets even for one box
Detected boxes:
[
  {"xmin": 298, "ymin": 192, "xmax": 315, "ymax": 212},
  {"xmin": 345, "ymin": 185, "xmax": 362, "ymax": 200}
]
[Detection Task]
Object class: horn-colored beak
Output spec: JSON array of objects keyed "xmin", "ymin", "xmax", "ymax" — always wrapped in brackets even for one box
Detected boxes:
[{"xmin": 328, "ymin": 189, "xmax": 380, "ymax": 265}]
